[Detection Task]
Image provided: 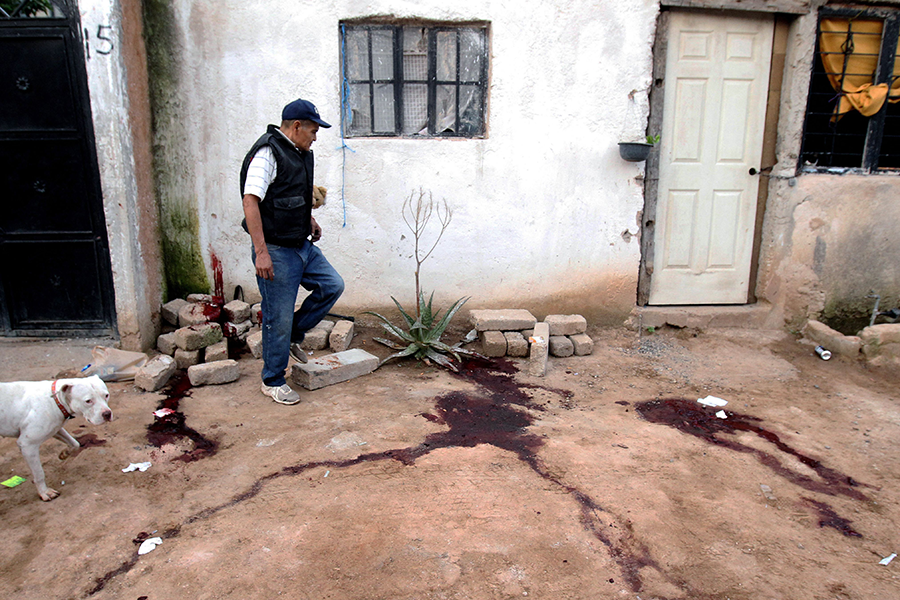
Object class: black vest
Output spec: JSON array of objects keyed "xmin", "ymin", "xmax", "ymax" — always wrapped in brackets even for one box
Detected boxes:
[{"xmin": 240, "ymin": 125, "xmax": 313, "ymax": 247}]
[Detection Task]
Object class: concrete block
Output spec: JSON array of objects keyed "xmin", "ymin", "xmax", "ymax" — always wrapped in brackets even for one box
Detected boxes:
[
  {"xmin": 247, "ymin": 330, "xmax": 263, "ymax": 359},
  {"xmin": 504, "ymin": 331, "xmax": 529, "ymax": 357},
  {"xmin": 223, "ymin": 320, "xmax": 252, "ymax": 338},
  {"xmin": 188, "ymin": 359, "xmax": 240, "ymax": 386},
  {"xmin": 157, "ymin": 332, "xmax": 177, "ymax": 356},
  {"xmin": 570, "ymin": 333, "xmax": 594, "ymax": 356},
  {"xmin": 803, "ymin": 320, "xmax": 861, "ymax": 358},
  {"xmin": 469, "ymin": 309, "xmax": 537, "ymax": 332},
  {"xmin": 186, "ymin": 293, "xmax": 213, "ymax": 304},
  {"xmin": 291, "ymin": 349, "xmax": 378, "ymax": 390},
  {"xmin": 300, "ymin": 322, "xmax": 333, "ymax": 351},
  {"xmin": 223, "ymin": 300, "xmax": 251, "ymax": 323},
  {"xmin": 329, "ymin": 320, "xmax": 355, "ymax": 352},
  {"xmin": 135, "ymin": 355, "xmax": 177, "ymax": 392},
  {"xmin": 545, "ymin": 314, "xmax": 587, "ymax": 336},
  {"xmin": 549, "ymin": 335, "xmax": 574, "ymax": 357},
  {"xmin": 161, "ymin": 298, "xmax": 188, "ymax": 327},
  {"xmin": 860, "ymin": 323, "xmax": 900, "ymax": 347},
  {"xmin": 175, "ymin": 348, "xmax": 202, "ymax": 369},
  {"xmin": 251, "ymin": 303, "xmax": 262, "ymax": 325},
  {"xmin": 174, "ymin": 322, "xmax": 223, "ymax": 351},
  {"xmin": 480, "ymin": 330, "xmax": 507, "ymax": 357},
  {"xmin": 178, "ymin": 302, "xmax": 210, "ymax": 328},
  {"xmin": 527, "ymin": 323, "xmax": 550, "ymax": 377},
  {"xmin": 205, "ymin": 340, "xmax": 229, "ymax": 362}
]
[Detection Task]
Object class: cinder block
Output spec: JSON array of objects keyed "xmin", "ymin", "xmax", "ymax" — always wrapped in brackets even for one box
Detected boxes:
[
  {"xmin": 469, "ymin": 309, "xmax": 537, "ymax": 332},
  {"xmin": 161, "ymin": 298, "xmax": 188, "ymax": 327},
  {"xmin": 174, "ymin": 322, "xmax": 223, "ymax": 351},
  {"xmin": 504, "ymin": 331, "xmax": 529, "ymax": 357},
  {"xmin": 188, "ymin": 359, "xmax": 240, "ymax": 386},
  {"xmin": 300, "ymin": 321, "xmax": 333, "ymax": 351},
  {"xmin": 175, "ymin": 348, "xmax": 202, "ymax": 369},
  {"xmin": 481, "ymin": 330, "xmax": 507, "ymax": 357},
  {"xmin": 545, "ymin": 314, "xmax": 587, "ymax": 336},
  {"xmin": 157, "ymin": 332, "xmax": 177, "ymax": 356},
  {"xmin": 549, "ymin": 335, "xmax": 574, "ymax": 357},
  {"xmin": 186, "ymin": 293, "xmax": 213, "ymax": 304},
  {"xmin": 135, "ymin": 355, "xmax": 177, "ymax": 392},
  {"xmin": 247, "ymin": 330, "xmax": 263, "ymax": 359},
  {"xmin": 223, "ymin": 320, "xmax": 252, "ymax": 338},
  {"xmin": 223, "ymin": 300, "xmax": 251, "ymax": 323},
  {"xmin": 251, "ymin": 303, "xmax": 262, "ymax": 325},
  {"xmin": 570, "ymin": 333, "xmax": 594, "ymax": 356},
  {"xmin": 329, "ymin": 320, "xmax": 355, "ymax": 352},
  {"xmin": 291, "ymin": 349, "xmax": 378, "ymax": 390},
  {"xmin": 528, "ymin": 323, "xmax": 550, "ymax": 377},
  {"xmin": 178, "ymin": 303, "xmax": 210, "ymax": 327},
  {"xmin": 205, "ymin": 340, "xmax": 229, "ymax": 362}
]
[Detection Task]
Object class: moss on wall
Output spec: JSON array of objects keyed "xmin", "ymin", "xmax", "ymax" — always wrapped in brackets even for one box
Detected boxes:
[
  {"xmin": 142, "ymin": 0, "xmax": 209, "ymax": 300},
  {"xmin": 821, "ymin": 294, "xmax": 900, "ymax": 336}
]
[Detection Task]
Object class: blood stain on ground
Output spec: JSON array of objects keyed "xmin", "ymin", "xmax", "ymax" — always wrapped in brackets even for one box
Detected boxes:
[
  {"xmin": 633, "ymin": 398, "xmax": 869, "ymax": 501},
  {"xmin": 88, "ymin": 361, "xmax": 687, "ymax": 598},
  {"xmin": 802, "ymin": 497, "xmax": 863, "ymax": 537},
  {"xmin": 72, "ymin": 433, "xmax": 106, "ymax": 448},
  {"xmin": 146, "ymin": 373, "xmax": 218, "ymax": 463}
]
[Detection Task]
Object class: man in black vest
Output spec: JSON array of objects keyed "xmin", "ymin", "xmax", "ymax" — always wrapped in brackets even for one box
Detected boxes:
[{"xmin": 240, "ymin": 99, "xmax": 344, "ymax": 405}]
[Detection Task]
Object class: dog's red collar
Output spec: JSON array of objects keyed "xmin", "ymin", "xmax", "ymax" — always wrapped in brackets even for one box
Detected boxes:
[{"xmin": 51, "ymin": 380, "xmax": 73, "ymax": 420}]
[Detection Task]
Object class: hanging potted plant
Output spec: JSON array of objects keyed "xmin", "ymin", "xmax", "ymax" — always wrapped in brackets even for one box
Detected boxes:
[{"xmin": 618, "ymin": 134, "xmax": 659, "ymax": 162}]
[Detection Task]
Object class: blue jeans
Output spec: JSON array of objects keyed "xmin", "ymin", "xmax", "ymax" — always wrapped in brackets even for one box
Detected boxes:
[{"xmin": 254, "ymin": 241, "xmax": 344, "ymax": 386}]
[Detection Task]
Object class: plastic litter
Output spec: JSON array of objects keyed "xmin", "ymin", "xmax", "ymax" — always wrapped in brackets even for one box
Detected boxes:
[
  {"xmin": 715, "ymin": 410, "xmax": 728, "ymax": 419},
  {"xmin": 880, "ymin": 553, "xmax": 896, "ymax": 566},
  {"xmin": 153, "ymin": 408, "xmax": 175, "ymax": 418},
  {"xmin": 1, "ymin": 475, "xmax": 26, "ymax": 488},
  {"xmin": 814, "ymin": 346, "xmax": 832, "ymax": 360},
  {"xmin": 82, "ymin": 347, "xmax": 149, "ymax": 382},
  {"xmin": 138, "ymin": 537, "xmax": 163, "ymax": 555},
  {"xmin": 122, "ymin": 462, "xmax": 152, "ymax": 473},
  {"xmin": 698, "ymin": 396, "xmax": 728, "ymax": 407}
]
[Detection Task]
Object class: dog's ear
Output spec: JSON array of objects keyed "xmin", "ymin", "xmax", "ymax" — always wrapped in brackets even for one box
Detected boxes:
[{"xmin": 57, "ymin": 383, "xmax": 73, "ymax": 403}]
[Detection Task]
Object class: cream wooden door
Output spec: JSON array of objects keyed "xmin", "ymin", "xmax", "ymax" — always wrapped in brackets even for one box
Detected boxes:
[{"xmin": 649, "ymin": 12, "xmax": 774, "ymax": 305}]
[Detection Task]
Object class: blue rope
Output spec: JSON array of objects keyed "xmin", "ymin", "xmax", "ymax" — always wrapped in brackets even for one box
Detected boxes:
[{"xmin": 338, "ymin": 23, "xmax": 355, "ymax": 228}]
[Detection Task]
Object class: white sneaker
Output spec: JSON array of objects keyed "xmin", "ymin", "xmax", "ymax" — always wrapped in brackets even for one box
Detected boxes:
[
  {"xmin": 261, "ymin": 383, "xmax": 301, "ymax": 405},
  {"xmin": 290, "ymin": 343, "xmax": 309, "ymax": 363}
]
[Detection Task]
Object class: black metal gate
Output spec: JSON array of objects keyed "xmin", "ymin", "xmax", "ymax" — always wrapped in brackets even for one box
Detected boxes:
[{"xmin": 0, "ymin": 0, "xmax": 115, "ymax": 337}]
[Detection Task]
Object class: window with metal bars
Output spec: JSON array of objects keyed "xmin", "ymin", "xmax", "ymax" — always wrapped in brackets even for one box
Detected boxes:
[
  {"xmin": 341, "ymin": 22, "xmax": 489, "ymax": 138},
  {"xmin": 0, "ymin": 0, "xmax": 62, "ymax": 18},
  {"xmin": 800, "ymin": 8, "xmax": 900, "ymax": 172}
]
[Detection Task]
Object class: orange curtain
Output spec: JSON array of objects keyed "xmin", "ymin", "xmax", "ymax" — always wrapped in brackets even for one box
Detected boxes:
[{"xmin": 819, "ymin": 18, "xmax": 900, "ymax": 120}]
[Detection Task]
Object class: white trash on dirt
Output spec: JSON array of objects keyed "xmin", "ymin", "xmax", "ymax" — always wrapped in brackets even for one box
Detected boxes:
[
  {"xmin": 138, "ymin": 537, "xmax": 163, "ymax": 555},
  {"xmin": 82, "ymin": 347, "xmax": 149, "ymax": 382},
  {"xmin": 698, "ymin": 395, "xmax": 728, "ymax": 407},
  {"xmin": 879, "ymin": 553, "xmax": 896, "ymax": 566},
  {"xmin": 715, "ymin": 410, "xmax": 728, "ymax": 419},
  {"xmin": 122, "ymin": 462, "xmax": 152, "ymax": 473}
]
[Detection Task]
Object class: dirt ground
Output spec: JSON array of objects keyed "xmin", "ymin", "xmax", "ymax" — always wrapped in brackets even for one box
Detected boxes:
[{"xmin": 1, "ymin": 324, "xmax": 899, "ymax": 600}]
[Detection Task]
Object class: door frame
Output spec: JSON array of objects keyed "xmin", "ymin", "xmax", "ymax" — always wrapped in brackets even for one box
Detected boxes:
[
  {"xmin": 638, "ymin": 8, "xmax": 790, "ymax": 306},
  {"xmin": 0, "ymin": 0, "xmax": 116, "ymax": 336}
]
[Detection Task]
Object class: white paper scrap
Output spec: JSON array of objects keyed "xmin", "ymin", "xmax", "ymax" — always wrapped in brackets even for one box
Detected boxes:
[
  {"xmin": 138, "ymin": 537, "xmax": 163, "ymax": 555},
  {"xmin": 716, "ymin": 410, "xmax": 728, "ymax": 419},
  {"xmin": 122, "ymin": 462, "xmax": 152, "ymax": 473},
  {"xmin": 698, "ymin": 396, "xmax": 728, "ymax": 407},
  {"xmin": 880, "ymin": 553, "xmax": 896, "ymax": 566}
]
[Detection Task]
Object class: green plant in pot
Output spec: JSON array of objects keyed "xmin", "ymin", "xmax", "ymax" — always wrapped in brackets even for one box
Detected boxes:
[{"xmin": 618, "ymin": 134, "xmax": 659, "ymax": 162}]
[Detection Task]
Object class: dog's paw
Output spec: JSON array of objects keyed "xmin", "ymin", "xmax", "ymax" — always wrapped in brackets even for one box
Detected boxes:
[
  {"xmin": 39, "ymin": 488, "xmax": 60, "ymax": 501},
  {"xmin": 59, "ymin": 446, "xmax": 82, "ymax": 461}
]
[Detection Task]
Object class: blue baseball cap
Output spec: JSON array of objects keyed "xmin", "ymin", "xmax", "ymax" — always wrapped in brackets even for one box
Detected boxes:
[{"xmin": 281, "ymin": 98, "xmax": 331, "ymax": 128}]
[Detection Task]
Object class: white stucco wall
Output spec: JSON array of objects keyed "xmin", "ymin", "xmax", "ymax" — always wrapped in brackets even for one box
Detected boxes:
[{"xmin": 155, "ymin": 0, "xmax": 659, "ymax": 323}]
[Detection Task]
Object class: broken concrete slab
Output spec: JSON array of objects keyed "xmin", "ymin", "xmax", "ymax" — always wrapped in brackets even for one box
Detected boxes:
[
  {"xmin": 174, "ymin": 322, "xmax": 223, "ymax": 352},
  {"xmin": 205, "ymin": 340, "xmax": 228, "ymax": 362},
  {"xmin": 504, "ymin": 331, "xmax": 529, "ymax": 357},
  {"xmin": 161, "ymin": 298, "xmax": 189, "ymax": 327},
  {"xmin": 178, "ymin": 303, "xmax": 210, "ymax": 328},
  {"xmin": 570, "ymin": 333, "xmax": 594, "ymax": 356},
  {"xmin": 135, "ymin": 355, "xmax": 177, "ymax": 392},
  {"xmin": 188, "ymin": 359, "xmax": 240, "ymax": 386},
  {"xmin": 549, "ymin": 335, "xmax": 574, "ymax": 358},
  {"xmin": 291, "ymin": 349, "xmax": 379, "ymax": 390},
  {"xmin": 223, "ymin": 299, "xmax": 251, "ymax": 323},
  {"xmin": 175, "ymin": 348, "xmax": 202, "ymax": 369},
  {"xmin": 528, "ymin": 322, "xmax": 550, "ymax": 377},
  {"xmin": 330, "ymin": 320, "xmax": 355, "ymax": 352},
  {"xmin": 469, "ymin": 309, "xmax": 537, "ymax": 332},
  {"xmin": 247, "ymin": 330, "xmax": 263, "ymax": 359},
  {"xmin": 545, "ymin": 314, "xmax": 587, "ymax": 336},
  {"xmin": 157, "ymin": 332, "xmax": 177, "ymax": 356}
]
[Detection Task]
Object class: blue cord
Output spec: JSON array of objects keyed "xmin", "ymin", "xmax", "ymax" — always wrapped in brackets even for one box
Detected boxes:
[{"xmin": 338, "ymin": 23, "xmax": 355, "ymax": 228}]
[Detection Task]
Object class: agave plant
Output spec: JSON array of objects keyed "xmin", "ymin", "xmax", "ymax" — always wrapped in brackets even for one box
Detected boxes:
[{"xmin": 366, "ymin": 293, "xmax": 483, "ymax": 372}]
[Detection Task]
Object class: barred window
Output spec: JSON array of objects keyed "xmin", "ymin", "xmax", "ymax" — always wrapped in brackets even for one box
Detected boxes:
[
  {"xmin": 0, "ymin": 0, "xmax": 63, "ymax": 18},
  {"xmin": 341, "ymin": 22, "xmax": 489, "ymax": 138},
  {"xmin": 800, "ymin": 8, "xmax": 900, "ymax": 171}
]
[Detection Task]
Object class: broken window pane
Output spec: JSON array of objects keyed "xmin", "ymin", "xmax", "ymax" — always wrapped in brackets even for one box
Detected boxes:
[
  {"xmin": 459, "ymin": 29, "xmax": 484, "ymax": 83},
  {"xmin": 435, "ymin": 85, "xmax": 457, "ymax": 133},
  {"xmin": 345, "ymin": 28, "xmax": 369, "ymax": 80},
  {"xmin": 403, "ymin": 27, "xmax": 428, "ymax": 81},
  {"xmin": 436, "ymin": 31, "xmax": 456, "ymax": 81},
  {"xmin": 347, "ymin": 83, "xmax": 371, "ymax": 134},
  {"xmin": 403, "ymin": 83, "xmax": 428, "ymax": 135},
  {"xmin": 371, "ymin": 29, "xmax": 394, "ymax": 80},
  {"xmin": 373, "ymin": 83, "xmax": 395, "ymax": 132}
]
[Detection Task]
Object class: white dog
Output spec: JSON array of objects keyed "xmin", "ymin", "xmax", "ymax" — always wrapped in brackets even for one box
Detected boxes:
[{"xmin": 0, "ymin": 375, "xmax": 112, "ymax": 501}]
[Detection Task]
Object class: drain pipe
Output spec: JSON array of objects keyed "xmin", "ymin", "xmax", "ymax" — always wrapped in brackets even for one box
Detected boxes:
[{"xmin": 868, "ymin": 291, "xmax": 881, "ymax": 327}]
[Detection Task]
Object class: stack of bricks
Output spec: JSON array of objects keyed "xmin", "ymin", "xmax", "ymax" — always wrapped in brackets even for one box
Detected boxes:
[
  {"xmin": 158, "ymin": 294, "xmax": 255, "ymax": 369},
  {"xmin": 468, "ymin": 309, "xmax": 594, "ymax": 376},
  {"xmin": 245, "ymin": 317, "xmax": 356, "ymax": 360}
]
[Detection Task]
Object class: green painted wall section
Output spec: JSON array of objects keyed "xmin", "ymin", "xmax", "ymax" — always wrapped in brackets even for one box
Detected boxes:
[{"xmin": 142, "ymin": 0, "xmax": 209, "ymax": 301}]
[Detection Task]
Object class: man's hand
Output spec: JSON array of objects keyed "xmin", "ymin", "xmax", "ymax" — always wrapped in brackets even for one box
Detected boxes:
[
  {"xmin": 255, "ymin": 250, "xmax": 274, "ymax": 280},
  {"xmin": 310, "ymin": 216, "xmax": 322, "ymax": 243}
]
